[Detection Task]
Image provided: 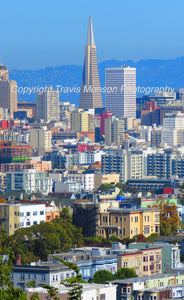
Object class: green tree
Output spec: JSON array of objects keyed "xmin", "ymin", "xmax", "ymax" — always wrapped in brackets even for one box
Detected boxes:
[
  {"xmin": 0, "ymin": 287, "xmax": 27, "ymax": 300},
  {"xmin": 154, "ymin": 202, "xmax": 182, "ymax": 236},
  {"xmin": 109, "ymin": 236, "xmax": 121, "ymax": 242},
  {"xmin": 0, "ymin": 230, "xmax": 27, "ymax": 299},
  {"xmin": 27, "ymin": 280, "xmax": 36, "ymax": 288},
  {"xmin": 99, "ymin": 183, "xmax": 114, "ymax": 192},
  {"xmin": 53, "ymin": 256, "xmax": 83, "ymax": 300},
  {"xmin": 60, "ymin": 207, "xmax": 72, "ymax": 221},
  {"xmin": 29, "ymin": 292, "xmax": 40, "ymax": 300},
  {"xmin": 147, "ymin": 233, "xmax": 158, "ymax": 243},
  {"xmin": 40, "ymin": 285, "xmax": 59, "ymax": 300},
  {"xmin": 91, "ymin": 270, "xmax": 115, "ymax": 284},
  {"xmin": 115, "ymin": 268, "xmax": 138, "ymax": 280},
  {"xmin": 12, "ymin": 216, "xmax": 84, "ymax": 262}
]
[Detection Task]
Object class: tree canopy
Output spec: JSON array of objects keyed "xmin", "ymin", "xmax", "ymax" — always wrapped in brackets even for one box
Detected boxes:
[
  {"xmin": 153, "ymin": 202, "xmax": 182, "ymax": 236},
  {"xmin": 0, "ymin": 230, "xmax": 27, "ymax": 299},
  {"xmin": 91, "ymin": 270, "xmax": 115, "ymax": 284},
  {"xmin": 115, "ymin": 268, "xmax": 137, "ymax": 280},
  {"xmin": 12, "ymin": 209, "xmax": 84, "ymax": 263},
  {"xmin": 91, "ymin": 267, "xmax": 138, "ymax": 284}
]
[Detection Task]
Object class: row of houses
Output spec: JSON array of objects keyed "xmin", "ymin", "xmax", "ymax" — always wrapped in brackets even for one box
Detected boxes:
[{"xmin": 12, "ymin": 242, "xmax": 181, "ymax": 287}]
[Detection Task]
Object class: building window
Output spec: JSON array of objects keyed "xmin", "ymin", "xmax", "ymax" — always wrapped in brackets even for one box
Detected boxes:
[
  {"xmin": 40, "ymin": 211, "xmax": 44, "ymax": 215},
  {"xmin": 143, "ymin": 266, "xmax": 148, "ymax": 271},
  {"xmin": 40, "ymin": 275, "xmax": 46, "ymax": 281},
  {"xmin": 26, "ymin": 212, "xmax": 31, "ymax": 216},
  {"xmin": 143, "ymin": 256, "xmax": 148, "ymax": 262},
  {"xmin": 26, "ymin": 221, "xmax": 31, "ymax": 226},
  {"xmin": 155, "ymin": 226, "xmax": 159, "ymax": 233},
  {"xmin": 123, "ymin": 228, "xmax": 125, "ymax": 235},
  {"xmin": 155, "ymin": 214, "xmax": 159, "ymax": 221},
  {"xmin": 115, "ymin": 217, "xmax": 118, "ymax": 223},
  {"xmin": 129, "ymin": 261, "xmax": 134, "ymax": 267},
  {"xmin": 33, "ymin": 221, "xmax": 37, "ymax": 225},
  {"xmin": 124, "ymin": 217, "xmax": 126, "ymax": 222},
  {"xmin": 144, "ymin": 227, "xmax": 150, "ymax": 235},
  {"xmin": 33, "ymin": 211, "xmax": 37, "ymax": 216},
  {"xmin": 135, "ymin": 216, "xmax": 138, "ymax": 223},
  {"xmin": 20, "ymin": 212, "xmax": 24, "ymax": 217},
  {"xmin": 150, "ymin": 265, "xmax": 154, "ymax": 271},
  {"xmin": 103, "ymin": 216, "xmax": 107, "ymax": 223},
  {"xmin": 150, "ymin": 255, "xmax": 154, "ymax": 261},
  {"xmin": 20, "ymin": 274, "xmax": 25, "ymax": 281},
  {"xmin": 134, "ymin": 228, "xmax": 138, "ymax": 235},
  {"xmin": 123, "ymin": 262, "xmax": 128, "ymax": 267}
]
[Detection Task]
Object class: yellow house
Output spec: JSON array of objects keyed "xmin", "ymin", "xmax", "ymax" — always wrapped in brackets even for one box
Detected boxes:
[
  {"xmin": 98, "ymin": 207, "xmax": 160, "ymax": 239},
  {"xmin": 0, "ymin": 204, "xmax": 20, "ymax": 235},
  {"xmin": 117, "ymin": 247, "xmax": 162, "ymax": 277}
]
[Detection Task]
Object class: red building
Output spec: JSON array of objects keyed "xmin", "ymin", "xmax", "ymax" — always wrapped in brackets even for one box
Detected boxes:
[
  {"xmin": 0, "ymin": 120, "xmax": 14, "ymax": 129},
  {"xmin": 0, "ymin": 141, "xmax": 32, "ymax": 164},
  {"xmin": 141, "ymin": 100, "xmax": 160, "ymax": 126}
]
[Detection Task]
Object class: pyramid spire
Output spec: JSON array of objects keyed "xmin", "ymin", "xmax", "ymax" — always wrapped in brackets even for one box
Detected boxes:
[
  {"xmin": 79, "ymin": 17, "xmax": 103, "ymax": 109},
  {"xmin": 86, "ymin": 16, "xmax": 95, "ymax": 46}
]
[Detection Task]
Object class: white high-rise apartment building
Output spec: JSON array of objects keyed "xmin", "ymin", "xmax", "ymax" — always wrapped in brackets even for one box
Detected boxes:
[
  {"xmin": 105, "ymin": 66, "xmax": 136, "ymax": 118},
  {"xmin": 162, "ymin": 112, "xmax": 184, "ymax": 146},
  {"xmin": 36, "ymin": 89, "xmax": 59, "ymax": 121}
]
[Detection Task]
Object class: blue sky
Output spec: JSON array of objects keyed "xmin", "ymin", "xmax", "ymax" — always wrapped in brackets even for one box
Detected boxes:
[{"xmin": 1, "ymin": 0, "xmax": 184, "ymax": 69}]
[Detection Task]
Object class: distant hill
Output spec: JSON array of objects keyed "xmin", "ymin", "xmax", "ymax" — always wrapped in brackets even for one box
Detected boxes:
[{"xmin": 9, "ymin": 57, "xmax": 184, "ymax": 107}]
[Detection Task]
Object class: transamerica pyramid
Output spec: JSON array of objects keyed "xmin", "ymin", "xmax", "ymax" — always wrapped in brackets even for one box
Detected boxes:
[{"xmin": 79, "ymin": 16, "xmax": 103, "ymax": 109}]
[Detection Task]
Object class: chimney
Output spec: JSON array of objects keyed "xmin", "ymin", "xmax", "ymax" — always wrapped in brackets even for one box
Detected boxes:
[{"xmin": 16, "ymin": 254, "xmax": 21, "ymax": 265}]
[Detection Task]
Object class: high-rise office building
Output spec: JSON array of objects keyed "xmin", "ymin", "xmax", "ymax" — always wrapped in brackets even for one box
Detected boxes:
[
  {"xmin": 105, "ymin": 66, "xmax": 136, "ymax": 118},
  {"xmin": 0, "ymin": 65, "xmax": 17, "ymax": 118},
  {"xmin": 36, "ymin": 89, "xmax": 59, "ymax": 121},
  {"xmin": 79, "ymin": 17, "xmax": 103, "ymax": 110}
]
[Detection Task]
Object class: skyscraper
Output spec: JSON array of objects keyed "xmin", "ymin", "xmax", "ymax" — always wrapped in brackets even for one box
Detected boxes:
[
  {"xmin": 36, "ymin": 89, "xmax": 59, "ymax": 121},
  {"xmin": 105, "ymin": 66, "xmax": 136, "ymax": 118},
  {"xmin": 0, "ymin": 64, "xmax": 17, "ymax": 118},
  {"xmin": 79, "ymin": 17, "xmax": 103, "ymax": 110}
]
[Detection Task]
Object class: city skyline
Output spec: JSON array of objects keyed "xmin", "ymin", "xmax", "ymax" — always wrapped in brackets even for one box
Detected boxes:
[{"xmin": 1, "ymin": 0, "xmax": 184, "ymax": 69}]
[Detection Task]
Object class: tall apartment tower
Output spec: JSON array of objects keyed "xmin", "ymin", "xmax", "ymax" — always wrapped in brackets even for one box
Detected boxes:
[
  {"xmin": 105, "ymin": 66, "xmax": 136, "ymax": 118},
  {"xmin": 36, "ymin": 89, "xmax": 59, "ymax": 121},
  {"xmin": 70, "ymin": 109, "xmax": 90, "ymax": 132},
  {"xmin": 79, "ymin": 17, "xmax": 103, "ymax": 110},
  {"xmin": 0, "ymin": 65, "xmax": 17, "ymax": 118},
  {"xmin": 30, "ymin": 128, "xmax": 52, "ymax": 155}
]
